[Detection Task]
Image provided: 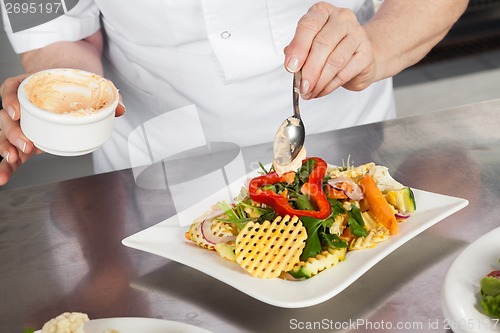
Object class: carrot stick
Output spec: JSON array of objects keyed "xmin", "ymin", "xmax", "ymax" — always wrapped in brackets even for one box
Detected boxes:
[
  {"xmin": 324, "ymin": 184, "xmax": 348, "ymax": 199},
  {"xmin": 359, "ymin": 174, "xmax": 398, "ymax": 235}
]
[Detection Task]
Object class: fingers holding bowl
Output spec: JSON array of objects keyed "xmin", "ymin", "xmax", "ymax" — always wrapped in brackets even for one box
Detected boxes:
[
  {"xmin": 0, "ymin": 68, "xmax": 117, "ymax": 185},
  {"xmin": 0, "ymin": 74, "xmax": 29, "ymax": 121},
  {"xmin": 115, "ymin": 94, "xmax": 126, "ymax": 117},
  {"xmin": 0, "ymin": 107, "xmax": 35, "ymax": 156}
]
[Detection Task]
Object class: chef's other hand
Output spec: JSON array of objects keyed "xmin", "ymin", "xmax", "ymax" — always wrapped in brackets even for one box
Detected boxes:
[
  {"xmin": 284, "ymin": 2, "xmax": 376, "ymax": 99},
  {"xmin": 0, "ymin": 73, "xmax": 39, "ymax": 185},
  {"xmin": 0, "ymin": 73, "xmax": 126, "ymax": 186}
]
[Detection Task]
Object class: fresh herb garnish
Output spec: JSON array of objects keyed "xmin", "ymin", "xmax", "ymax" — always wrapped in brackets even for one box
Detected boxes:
[
  {"xmin": 299, "ymin": 215, "xmax": 324, "ymax": 261},
  {"xmin": 259, "ymin": 162, "xmax": 272, "ymax": 174},
  {"xmin": 347, "ymin": 204, "xmax": 368, "ymax": 237},
  {"xmin": 296, "ymin": 158, "xmax": 316, "ymax": 184},
  {"xmin": 321, "ymin": 231, "xmax": 348, "ymax": 248},
  {"xmin": 216, "ymin": 201, "xmax": 239, "ymax": 220}
]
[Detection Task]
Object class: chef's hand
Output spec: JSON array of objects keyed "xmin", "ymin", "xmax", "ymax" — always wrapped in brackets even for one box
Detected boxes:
[
  {"xmin": 284, "ymin": 2, "xmax": 376, "ymax": 99},
  {"xmin": 0, "ymin": 73, "xmax": 126, "ymax": 186},
  {"xmin": 0, "ymin": 73, "xmax": 39, "ymax": 185}
]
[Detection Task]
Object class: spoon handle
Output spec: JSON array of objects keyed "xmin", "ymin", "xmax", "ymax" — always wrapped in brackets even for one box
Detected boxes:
[{"xmin": 293, "ymin": 71, "xmax": 302, "ymax": 120}]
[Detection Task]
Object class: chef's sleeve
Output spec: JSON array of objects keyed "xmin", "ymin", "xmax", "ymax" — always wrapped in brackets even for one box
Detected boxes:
[{"xmin": 1, "ymin": 0, "xmax": 100, "ymax": 54}]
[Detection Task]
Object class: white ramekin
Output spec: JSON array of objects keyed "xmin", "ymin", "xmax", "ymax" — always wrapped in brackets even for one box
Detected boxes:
[{"xmin": 18, "ymin": 68, "xmax": 119, "ymax": 156}]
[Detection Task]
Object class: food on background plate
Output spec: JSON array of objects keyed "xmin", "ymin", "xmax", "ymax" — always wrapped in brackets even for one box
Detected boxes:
[
  {"xmin": 40, "ymin": 312, "xmax": 119, "ymax": 333},
  {"xmin": 185, "ymin": 157, "xmax": 416, "ymax": 280},
  {"xmin": 480, "ymin": 260, "xmax": 500, "ymax": 319},
  {"xmin": 41, "ymin": 312, "xmax": 89, "ymax": 333}
]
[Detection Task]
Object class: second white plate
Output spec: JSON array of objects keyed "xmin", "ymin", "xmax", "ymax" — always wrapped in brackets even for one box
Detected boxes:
[
  {"xmin": 36, "ymin": 317, "xmax": 213, "ymax": 333},
  {"xmin": 441, "ymin": 226, "xmax": 500, "ymax": 333}
]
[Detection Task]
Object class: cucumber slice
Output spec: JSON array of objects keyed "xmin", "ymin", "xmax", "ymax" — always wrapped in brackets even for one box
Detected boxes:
[
  {"xmin": 288, "ymin": 247, "xmax": 347, "ymax": 279},
  {"xmin": 385, "ymin": 187, "xmax": 416, "ymax": 213},
  {"xmin": 215, "ymin": 242, "xmax": 236, "ymax": 262}
]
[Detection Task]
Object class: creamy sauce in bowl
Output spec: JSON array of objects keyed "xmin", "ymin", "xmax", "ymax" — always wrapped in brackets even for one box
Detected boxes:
[{"xmin": 24, "ymin": 69, "xmax": 117, "ymax": 116}]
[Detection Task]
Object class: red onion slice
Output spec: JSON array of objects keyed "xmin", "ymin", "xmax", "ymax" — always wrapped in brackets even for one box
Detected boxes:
[
  {"xmin": 201, "ymin": 218, "xmax": 236, "ymax": 245},
  {"xmin": 395, "ymin": 211, "xmax": 411, "ymax": 220},
  {"xmin": 327, "ymin": 176, "xmax": 364, "ymax": 201}
]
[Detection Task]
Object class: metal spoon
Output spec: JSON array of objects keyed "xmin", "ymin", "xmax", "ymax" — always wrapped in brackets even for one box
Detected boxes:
[{"xmin": 273, "ymin": 70, "xmax": 306, "ymax": 165}]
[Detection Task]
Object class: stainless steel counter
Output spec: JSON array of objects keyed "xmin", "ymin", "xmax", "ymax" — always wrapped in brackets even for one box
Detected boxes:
[{"xmin": 2, "ymin": 99, "xmax": 500, "ymax": 333}]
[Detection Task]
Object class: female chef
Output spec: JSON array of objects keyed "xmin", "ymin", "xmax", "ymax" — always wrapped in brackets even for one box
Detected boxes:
[{"xmin": 0, "ymin": 0, "xmax": 468, "ymax": 185}]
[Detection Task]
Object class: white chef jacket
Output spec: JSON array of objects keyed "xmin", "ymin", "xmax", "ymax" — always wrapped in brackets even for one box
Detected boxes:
[{"xmin": 2, "ymin": 0, "xmax": 395, "ymax": 174}]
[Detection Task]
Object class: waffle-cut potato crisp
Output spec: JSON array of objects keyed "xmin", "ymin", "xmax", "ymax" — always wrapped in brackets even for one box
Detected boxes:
[{"xmin": 235, "ymin": 215, "xmax": 307, "ymax": 278}]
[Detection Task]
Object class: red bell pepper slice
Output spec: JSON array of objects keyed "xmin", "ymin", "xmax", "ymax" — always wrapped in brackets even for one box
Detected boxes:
[{"xmin": 248, "ymin": 157, "xmax": 331, "ymax": 219}]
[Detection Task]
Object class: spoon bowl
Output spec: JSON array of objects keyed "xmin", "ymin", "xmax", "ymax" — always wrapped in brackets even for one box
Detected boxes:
[{"xmin": 273, "ymin": 71, "xmax": 306, "ymax": 165}]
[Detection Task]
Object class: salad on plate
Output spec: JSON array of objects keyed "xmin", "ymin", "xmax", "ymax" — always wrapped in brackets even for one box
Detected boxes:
[
  {"xmin": 185, "ymin": 157, "xmax": 416, "ymax": 280},
  {"xmin": 480, "ymin": 259, "xmax": 500, "ymax": 319}
]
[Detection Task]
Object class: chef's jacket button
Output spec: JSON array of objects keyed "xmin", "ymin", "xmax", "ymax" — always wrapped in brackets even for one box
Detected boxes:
[{"xmin": 220, "ymin": 31, "xmax": 231, "ymax": 39}]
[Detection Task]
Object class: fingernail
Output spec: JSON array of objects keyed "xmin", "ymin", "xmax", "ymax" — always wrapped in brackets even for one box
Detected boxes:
[
  {"xmin": 6, "ymin": 106, "xmax": 15, "ymax": 119},
  {"xmin": 1, "ymin": 151, "xmax": 9, "ymax": 162},
  {"xmin": 16, "ymin": 139, "xmax": 26, "ymax": 153},
  {"xmin": 286, "ymin": 57, "xmax": 300, "ymax": 73},
  {"xmin": 300, "ymin": 79, "xmax": 310, "ymax": 95}
]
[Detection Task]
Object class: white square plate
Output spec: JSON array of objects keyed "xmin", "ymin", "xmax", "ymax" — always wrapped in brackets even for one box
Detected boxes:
[{"xmin": 123, "ymin": 169, "xmax": 469, "ymax": 308}]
